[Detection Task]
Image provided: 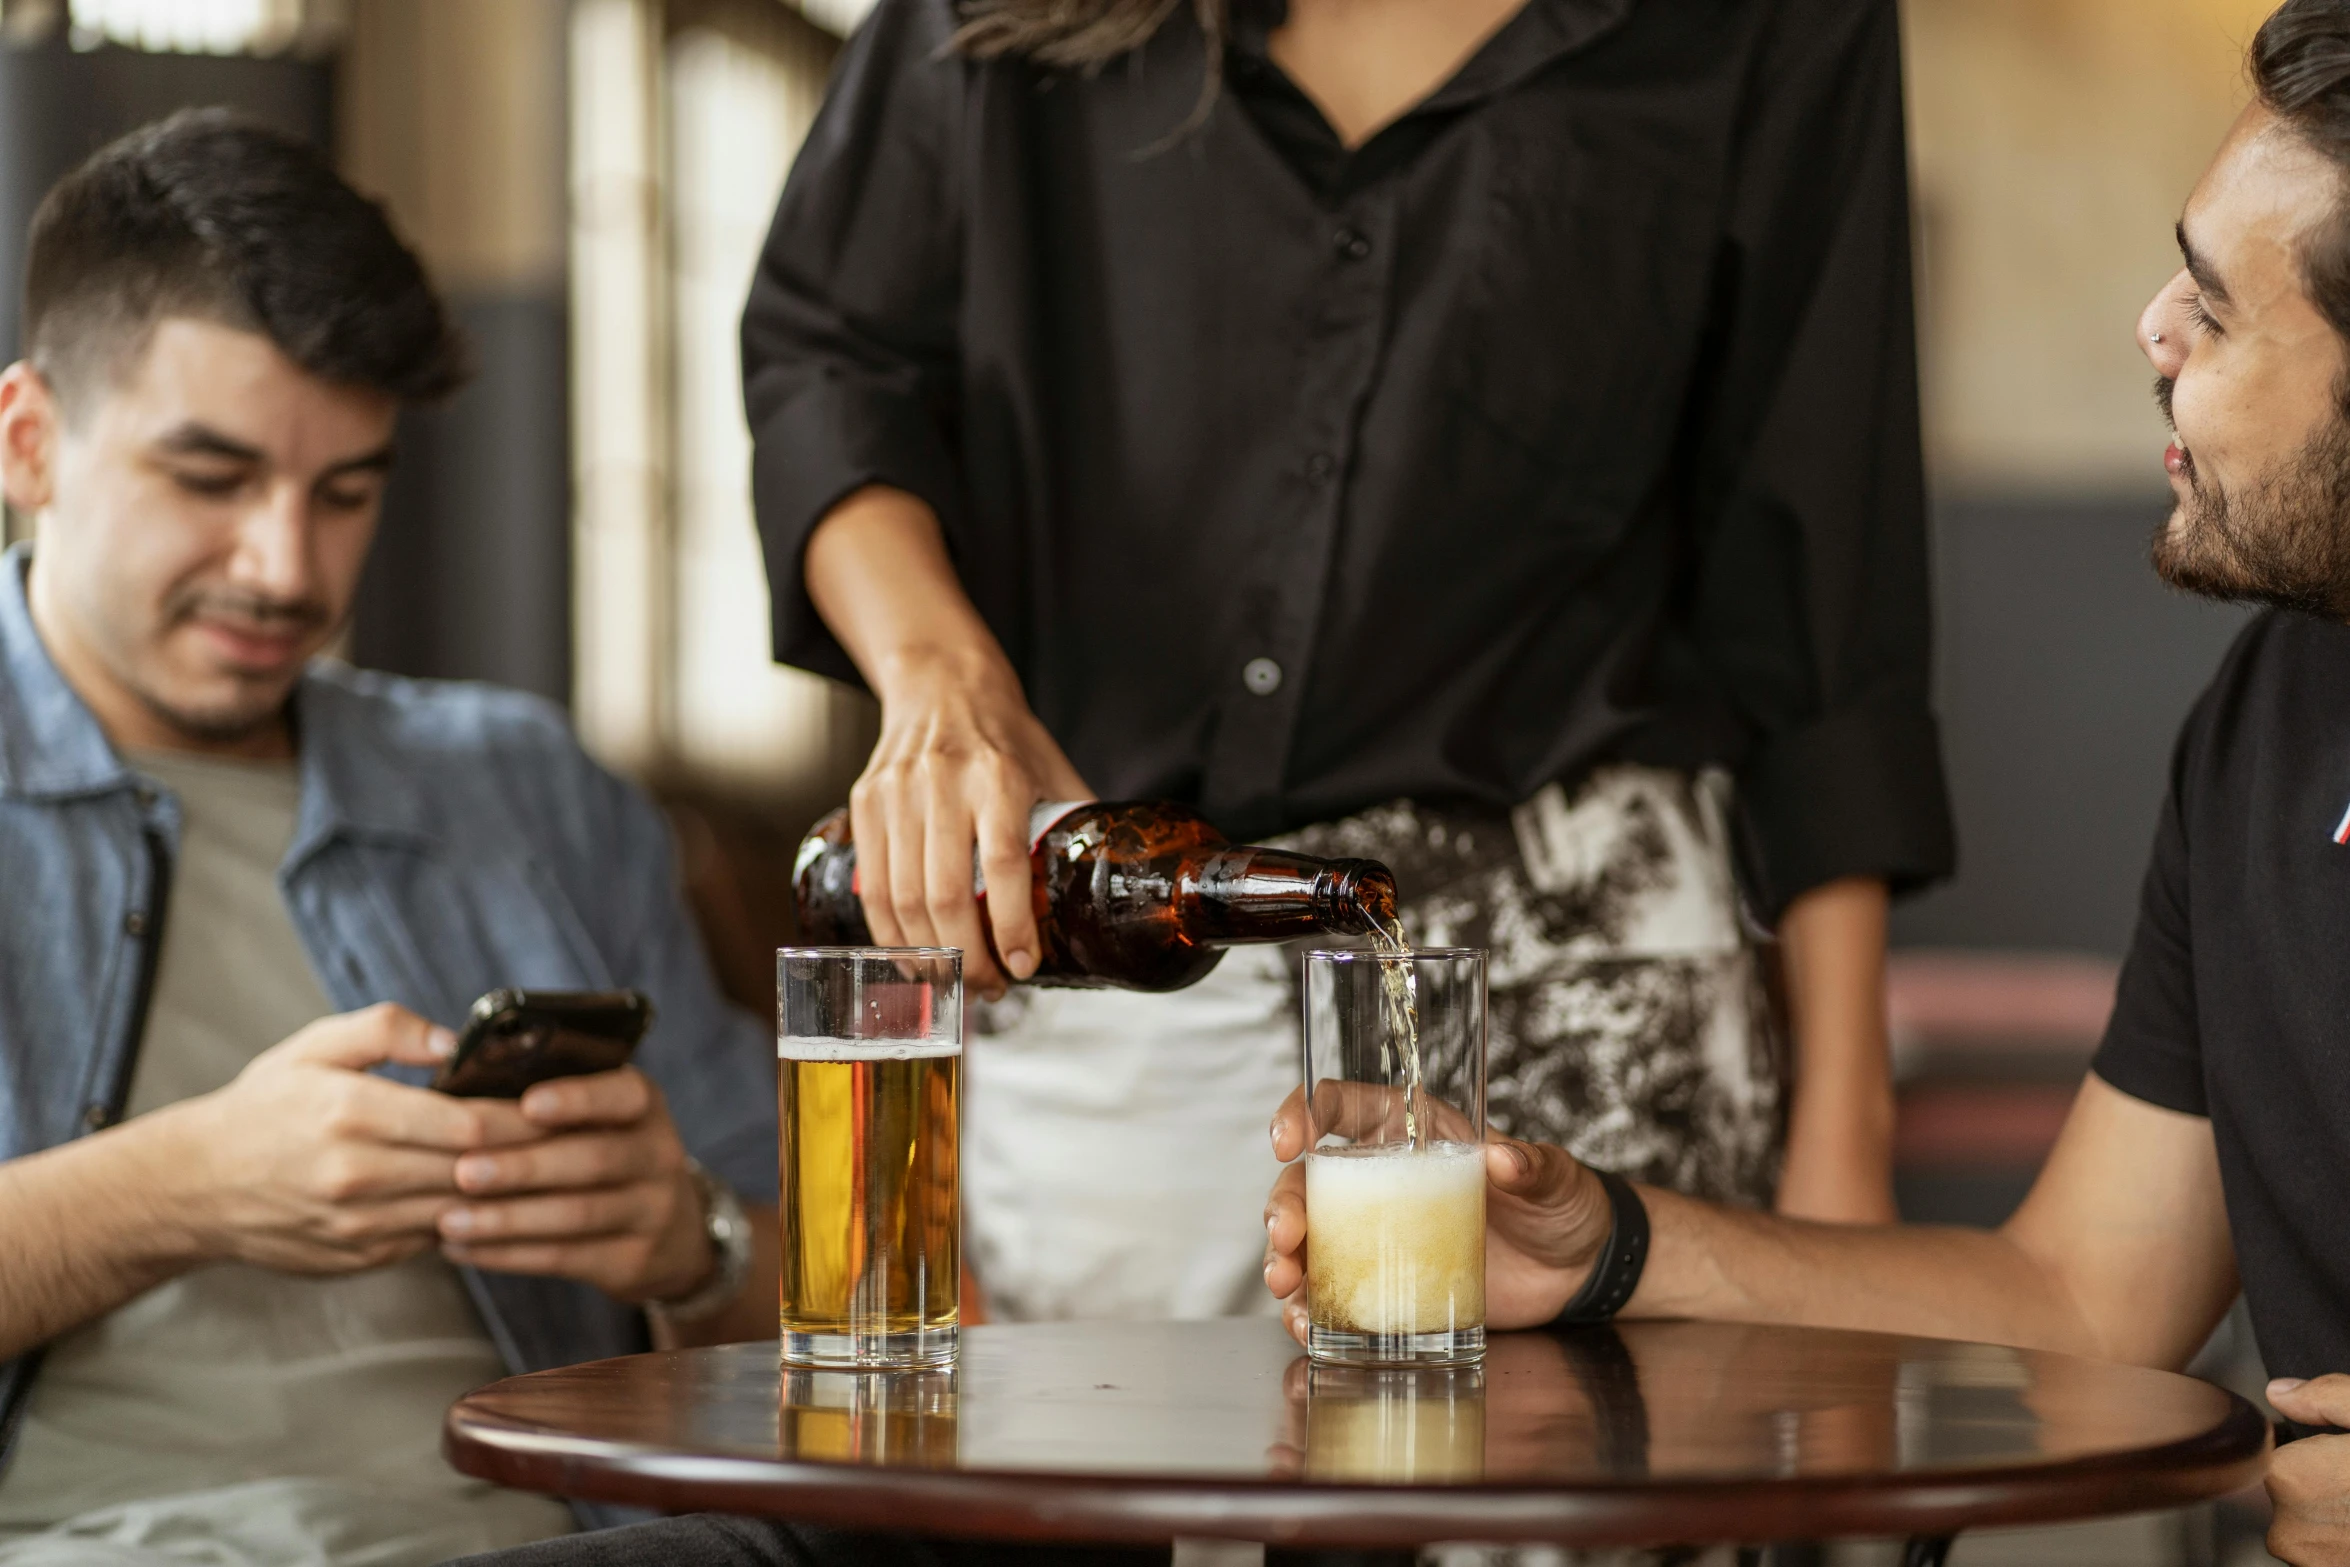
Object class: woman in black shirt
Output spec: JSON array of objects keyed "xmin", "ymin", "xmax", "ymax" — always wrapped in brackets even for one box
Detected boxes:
[{"xmin": 745, "ymin": 0, "xmax": 1953, "ymax": 1317}]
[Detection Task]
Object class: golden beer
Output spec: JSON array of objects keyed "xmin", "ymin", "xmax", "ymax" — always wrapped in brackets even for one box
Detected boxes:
[{"xmin": 778, "ymin": 1041, "xmax": 960, "ymax": 1367}]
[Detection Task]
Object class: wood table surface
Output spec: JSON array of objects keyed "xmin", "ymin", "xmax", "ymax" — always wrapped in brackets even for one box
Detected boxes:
[{"xmin": 443, "ymin": 1318, "xmax": 2269, "ymax": 1549}]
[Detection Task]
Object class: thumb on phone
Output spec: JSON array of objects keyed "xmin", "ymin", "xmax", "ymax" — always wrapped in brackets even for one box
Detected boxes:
[{"xmin": 274, "ymin": 1003, "xmax": 456, "ymax": 1073}]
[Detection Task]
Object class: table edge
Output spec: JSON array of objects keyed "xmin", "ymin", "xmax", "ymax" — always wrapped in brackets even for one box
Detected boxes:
[{"xmin": 443, "ymin": 1394, "xmax": 2273, "ymax": 1548}]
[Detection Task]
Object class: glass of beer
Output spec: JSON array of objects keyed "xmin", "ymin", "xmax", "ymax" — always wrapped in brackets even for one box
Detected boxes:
[
  {"xmin": 1301, "ymin": 946, "xmax": 1486, "ymax": 1366},
  {"xmin": 778, "ymin": 947, "xmax": 960, "ymax": 1368}
]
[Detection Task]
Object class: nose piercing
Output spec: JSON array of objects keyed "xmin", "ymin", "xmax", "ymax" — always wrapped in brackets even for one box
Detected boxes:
[{"xmin": 2151, "ymin": 330, "xmax": 2164, "ymax": 343}]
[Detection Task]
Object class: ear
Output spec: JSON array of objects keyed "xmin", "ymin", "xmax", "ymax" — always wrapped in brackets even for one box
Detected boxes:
[{"xmin": 0, "ymin": 362, "xmax": 60, "ymax": 514}]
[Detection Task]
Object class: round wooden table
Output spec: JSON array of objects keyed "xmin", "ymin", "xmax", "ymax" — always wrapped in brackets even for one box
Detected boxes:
[{"xmin": 444, "ymin": 1318, "xmax": 2268, "ymax": 1552}]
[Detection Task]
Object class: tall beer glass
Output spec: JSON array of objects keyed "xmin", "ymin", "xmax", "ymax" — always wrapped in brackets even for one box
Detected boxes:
[
  {"xmin": 1301, "ymin": 946, "xmax": 1486, "ymax": 1366},
  {"xmin": 778, "ymin": 948, "xmax": 960, "ymax": 1368}
]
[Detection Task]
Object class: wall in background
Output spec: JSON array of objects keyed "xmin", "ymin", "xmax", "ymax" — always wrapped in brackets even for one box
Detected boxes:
[
  {"xmin": 1892, "ymin": 498, "xmax": 2248, "ymax": 956},
  {"xmin": 1892, "ymin": 0, "xmax": 2270, "ymax": 957},
  {"xmin": 340, "ymin": 0, "xmax": 573, "ymax": 707}
]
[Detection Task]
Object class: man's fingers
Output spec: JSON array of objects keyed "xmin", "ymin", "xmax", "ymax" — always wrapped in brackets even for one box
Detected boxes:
[
  {"xmin": 306, "ymin": 1145, "xmax": 465, "ymax": 1204},
  {"xmin": 975, "ymin": 787, "xmax": 1040, "ymax": 986},
  {"xmin": 2271, "ymin": 1374, "xmax": 2350, "ymax": 1429},
  {"xmin": 441, "ymin": 1238, "xmax": 604, "ymax": 1280},
  {"xmin": 329, "ymin": 1073, "xmax": 536, "ymax": 1152},
  {"xmin": 1263, "ymin": 1163, "xmax": 1308, "ymax": 1300},
  {"xmin": 1270, "ymin": 1087, "xmax": 1312, "ymax": 1162},
  {"xmin": 311, "ymin": 1193, "xmax": 462, "ymax": 1247},
  {"xmin": 1304, "ymin": 1076, "xmax": 1413, "ymax": 1144},
  {"xmin": 453, "ymin": 1128, "xmax": 672, "ymax": 1195},
  {"xmin": 1485, "ymin": 1135, "xmax": 1566, "ymax": 1197},
  {"xmin": 277, "ymin": 1003, "xmax": 455, "ymax": 1072},
  {"xmin": 1263, "ymin": 1161, "xmax": 1307, "ymax": 1253},
  {"xmin": 440, "ymin": 1183, "xmax": 661, "ymax": 1244},
  {"xmin": 519, "ymin": 1066, "xmax": 654, "ymax": 1130}
]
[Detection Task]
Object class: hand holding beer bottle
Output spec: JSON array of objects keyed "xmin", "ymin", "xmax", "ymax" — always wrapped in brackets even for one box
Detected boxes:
[{"xmin": 805, "ymin": 486, "xmax": 1091, "ymax": 998}]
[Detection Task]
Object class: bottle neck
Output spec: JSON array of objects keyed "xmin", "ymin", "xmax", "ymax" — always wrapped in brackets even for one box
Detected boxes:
[{"xmin": 1176, "ymin": 849, "xmax": 1396, "ymax": 945}]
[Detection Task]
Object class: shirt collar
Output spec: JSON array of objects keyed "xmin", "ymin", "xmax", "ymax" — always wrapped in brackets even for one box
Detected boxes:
[
  {"xmin": 283, "ymin": 672, "xmax": 442, "ymax": 864},
  {"xmin": 0, "ymin": 542, "xmax": 438, "ymax": 856},
  {"xmin": 0, "ymin": 543, "xmax": 138, "ymax": 803},
  {"xmin": 1229, "ymin": 0, "xmax": 1635, "ymax": 113}
]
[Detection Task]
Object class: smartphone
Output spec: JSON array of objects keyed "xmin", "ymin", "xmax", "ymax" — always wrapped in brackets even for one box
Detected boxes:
[{"xmin": 429, "ymin": 988, "xmax": 654, "ymax": 1099}]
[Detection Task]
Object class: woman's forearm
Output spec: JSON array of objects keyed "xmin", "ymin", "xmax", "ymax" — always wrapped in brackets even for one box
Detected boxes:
[
  {"xmin": 1773, "ymin": 876, "xmax": 1898, "ymax": 1223},
  {"xmin": 802, "ymin": 484, "xmax": 1018, "ymax": 703}
]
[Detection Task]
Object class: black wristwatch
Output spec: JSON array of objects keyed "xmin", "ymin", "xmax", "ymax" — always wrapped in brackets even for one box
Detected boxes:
[{"xmin": 1547, "ymin": 1168, "xmax": 1651, "ymax": 1327}]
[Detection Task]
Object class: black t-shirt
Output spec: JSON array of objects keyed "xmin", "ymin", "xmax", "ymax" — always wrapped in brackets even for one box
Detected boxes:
[
  {"xmin": 2095, "ymin": 609, "xmax": 2350, "ymax": 1379},
  {"xmin": 741, "ymin": 0, "xmax": 1955, "ymax": 918}
]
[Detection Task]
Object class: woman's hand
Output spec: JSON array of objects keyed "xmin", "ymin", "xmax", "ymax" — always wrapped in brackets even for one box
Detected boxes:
[
  {"xmin": 850, "ymin": 645, "xmax": 1089, "ymax": 996},
  {"xmin": 805, "ymin": 485, "xmax": 1090, "ymax": 998}
]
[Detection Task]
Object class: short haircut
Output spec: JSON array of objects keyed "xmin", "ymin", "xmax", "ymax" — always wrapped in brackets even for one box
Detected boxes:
[
  {"xmin": 2256, "ymin": 0, "xmax": 2350, "ymax": 344},
  {"xmin": 21, "ymin": 107, "xmax": 469, "ymax": 419}
]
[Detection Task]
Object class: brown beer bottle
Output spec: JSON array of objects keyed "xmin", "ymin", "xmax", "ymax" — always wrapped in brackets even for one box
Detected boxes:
[{"xmin": 793, "ymin": 800, "xmax": 1398, "ymax": 993}]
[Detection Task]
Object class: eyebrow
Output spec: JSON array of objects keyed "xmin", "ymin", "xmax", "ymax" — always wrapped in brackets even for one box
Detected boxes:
[
  {"xmin": 2177, "ymin": 220, "xmax": 2234, "ymax": 308},
  {"xmin": 151, "ymin": 421, "xmax": 397, "ymax": 478},
  {"xmin": 152, "ymin": 422, "xmax": 264, "ymax": 463}
]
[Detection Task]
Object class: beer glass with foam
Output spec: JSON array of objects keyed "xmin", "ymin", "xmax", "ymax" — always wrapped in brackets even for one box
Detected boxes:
[
  {"xmin": 778, "ymin": 947, "xmax": 960, "ymax": 1368},
  {"xmin": 1301, "ymin": 946, "xmax": 1487, "ymax": 1365}
]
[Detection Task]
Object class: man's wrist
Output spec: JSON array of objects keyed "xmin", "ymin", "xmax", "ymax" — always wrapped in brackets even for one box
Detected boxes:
[
  {"xmin": 54, "ymin": 1104, "xmax": 217, "ymax": 1277},
  {"xmin": 647, "ymin": 1160, "xmax": 751, "ymax": 1324},
  {"xmin": 1546, "ymin": 1169, "xmax": 1651, "ymax": 1327}
]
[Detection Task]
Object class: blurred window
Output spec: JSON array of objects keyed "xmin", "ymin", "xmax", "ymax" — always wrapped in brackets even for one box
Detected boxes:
[{"xmin": 570, "ymin": 0, "xmax": 867, "ymax": 797}]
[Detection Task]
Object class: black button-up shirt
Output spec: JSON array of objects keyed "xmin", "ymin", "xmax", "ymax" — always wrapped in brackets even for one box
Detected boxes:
[{"xmin": 743, "ymin": 0, "xmax": 1954, "ymax": 916}]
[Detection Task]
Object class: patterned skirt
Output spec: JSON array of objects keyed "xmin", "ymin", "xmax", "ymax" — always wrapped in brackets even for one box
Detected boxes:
[{"xmin": 1277, "ymin": 765, "xmax": 1783, "ymax": 1206}]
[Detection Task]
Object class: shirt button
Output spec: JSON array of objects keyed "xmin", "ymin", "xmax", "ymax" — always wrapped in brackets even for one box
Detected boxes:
[
  {"xmin": 82, "ymin": 1103, "xmax": 109, "ymax": 1132},
  {"xmin": 1305, "ymin": 452, "xmax": 1336, "ymax": 483},
  {"xmin": 123, "ymin": 910, "xmax": 149, "ymax": 937},
  {"xmin": 1333, "ymin": 227, "xmax": 1372, "ymax": 261},
  {"xmin": 1242, "ymin": 657, "xmax": 1284, "ymax": 696}
]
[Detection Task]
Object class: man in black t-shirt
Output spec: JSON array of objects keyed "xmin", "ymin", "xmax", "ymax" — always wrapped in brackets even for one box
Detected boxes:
[{"xmin": 1260, "ymin": 3, "xmax": 2350, "ymax": 1560}]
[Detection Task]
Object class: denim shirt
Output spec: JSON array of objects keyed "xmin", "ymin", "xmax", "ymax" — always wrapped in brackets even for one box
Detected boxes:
[{"xmin": 0, "ymin": 546, "xmax": 778, "ymax": 1523}]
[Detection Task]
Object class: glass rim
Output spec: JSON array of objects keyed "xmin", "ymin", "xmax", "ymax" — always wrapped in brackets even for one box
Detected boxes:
[
  {"xmin": 777, "ymin": 945, "xmax": 963, "ymax": 961},
  {"xmin": 1304, "ymin": 945, "xmax": 1484, "ymax": 962}
]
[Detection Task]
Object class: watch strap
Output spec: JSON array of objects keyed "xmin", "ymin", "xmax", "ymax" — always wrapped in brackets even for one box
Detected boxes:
[
  {"xmin": 1548, "ymin": 1168, "xmax": 1650, "ymax": 1327},
  {"xmin": 648, "ymin": 1158, "xmax": 752, "ymax": 1326}
]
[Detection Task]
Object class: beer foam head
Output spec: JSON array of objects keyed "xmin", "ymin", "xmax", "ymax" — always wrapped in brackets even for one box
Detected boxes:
[{"xmin": 778, "ymin": 1035, "xmax": 963, "ymax": 1061}]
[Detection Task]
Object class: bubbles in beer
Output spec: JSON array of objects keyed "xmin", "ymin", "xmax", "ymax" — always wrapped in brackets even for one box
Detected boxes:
[{"xmin": 1305, "ymin": 1141, "xmax": 1485, "ymax": 1336}]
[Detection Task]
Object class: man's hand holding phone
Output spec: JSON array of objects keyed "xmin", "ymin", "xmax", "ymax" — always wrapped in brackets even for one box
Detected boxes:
[
  {"xmin": 434, "ymin": 1065, "xmax": 714, "ymax": 1305},
  {"xmin": 155, "ymin": 1003, "xmax": 539, "ymax": 1275}
]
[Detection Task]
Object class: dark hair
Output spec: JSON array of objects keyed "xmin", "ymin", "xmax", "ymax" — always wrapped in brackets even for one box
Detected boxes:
[
  {"xmin": 954, "ymin": 0, "xmax": 1228, "ymax": 133},
  {"xmin": 22, "ymin": 107, "xmax": 468, "ymax": 415},
  {"xmin": 2255, "ymin": 0, "xmax": 2350, "ymax": 345}
]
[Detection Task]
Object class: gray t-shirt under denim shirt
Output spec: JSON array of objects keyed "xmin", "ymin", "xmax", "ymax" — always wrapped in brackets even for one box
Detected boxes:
[{"xmin": 0, "ymin": 750, "xmax": 571, "ymax": 1565}]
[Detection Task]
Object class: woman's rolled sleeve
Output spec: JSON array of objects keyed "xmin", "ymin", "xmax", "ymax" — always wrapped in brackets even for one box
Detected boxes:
[{"xmin": 741, "ymin": 0, "xmax": 967, "ymax": 686}]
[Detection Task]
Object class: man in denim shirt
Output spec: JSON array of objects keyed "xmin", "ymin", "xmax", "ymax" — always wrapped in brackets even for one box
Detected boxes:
[{"xmin": 0, "ymin": 113, "xmax": 777, "ymax": 1564}]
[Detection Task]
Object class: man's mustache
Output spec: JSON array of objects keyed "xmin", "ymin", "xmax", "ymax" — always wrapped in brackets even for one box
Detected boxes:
[
  {"xmin": 2154, "ymin": 374, "xmax": 2177, "ymax": 432},
  {"xmin": 165, "ymin": 586, "xmax": 331, "ymax": 637}
]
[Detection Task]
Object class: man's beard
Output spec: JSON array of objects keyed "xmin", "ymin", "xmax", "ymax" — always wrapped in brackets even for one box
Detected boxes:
[
  {"xmin": 123, "ymin": 584, "xmax": 331, "ymax": 744},
  {"xmin": 2151, "ymin": 374, "xmax": 2350, "ymax": 620}
]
